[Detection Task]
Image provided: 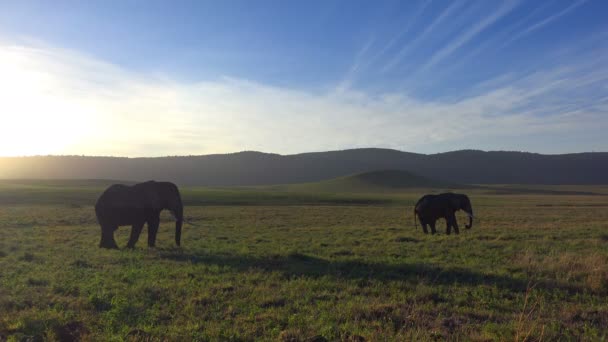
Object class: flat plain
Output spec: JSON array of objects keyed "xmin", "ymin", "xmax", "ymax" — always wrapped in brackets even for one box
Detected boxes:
[{"xmin": 0, "ymin": 181, "xmax": 607, "ymax": 341}]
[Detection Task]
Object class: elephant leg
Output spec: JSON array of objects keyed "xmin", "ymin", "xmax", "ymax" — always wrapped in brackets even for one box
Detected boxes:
[
  {"xmin": 430, "ymin": 220, "xmax": 437, "ymax": 235},
  {"xmin": 419, "ymin": 218, "xmax": 429, "ymax": 234},
  {"xmin": 447, "ymin": 213, "xmax": 459, "ymax": 235},
  {"xmin": 126, "ymin": 223, "xmax": 144, "ymax": 248},
  {"xmin": 446, "ymin": 220, "xmax": 451, "ymax": 235},
  {"xmin": 147, "ymin": 218, "xmax": 160, "ymax": 247},
  {"xmin": 99, "ymin": 225, "xmax": 119, "ymax": 249}
]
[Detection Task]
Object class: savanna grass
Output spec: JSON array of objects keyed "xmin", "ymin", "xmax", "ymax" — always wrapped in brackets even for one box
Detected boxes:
[{"xmin": 0, "ymin": 184, "xmax": 607, "ymax": 341}]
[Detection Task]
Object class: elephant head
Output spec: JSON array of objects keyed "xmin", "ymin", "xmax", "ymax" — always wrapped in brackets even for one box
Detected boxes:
[
  {"xmin": 154, "ymin": 181, "xmax": 184, "ymax": 246},
  {"xmin": 450, "ymin": 193, "xmax": 473, "ymax": 229}
]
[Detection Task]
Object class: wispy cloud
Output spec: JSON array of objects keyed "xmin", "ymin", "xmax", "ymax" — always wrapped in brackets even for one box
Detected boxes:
[
  {"xmin": 336, "ymin": 36, "xmax": 376, "ymax": 92},
  {"xmin": 419, "ymin": 0, "xmax": 520, "ymax": 71},
  {"xmin": 0, "ymin": 41, "xmax": 606, "ymax": 156},
  {"xmin": 361, "ymin": 0, "xmax": 432, "ymax": 71},
  {"xmin": 501, "ymin": 0, "xmax": 588, "ymax": 46},
  {"xmin": 381, "ymin": 1, "xmax": 467, "ymax": 72}
]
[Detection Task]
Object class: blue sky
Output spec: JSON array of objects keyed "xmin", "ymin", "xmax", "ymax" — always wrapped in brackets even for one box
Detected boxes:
[{"xmin": 0, "ymin": 0, "xmax": 606, "ymax": 156}]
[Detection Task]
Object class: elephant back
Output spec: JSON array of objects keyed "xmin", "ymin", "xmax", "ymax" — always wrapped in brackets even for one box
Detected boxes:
[{"xmin": 95, "ymin": 182, "xmax": 163, "ymax": 210}]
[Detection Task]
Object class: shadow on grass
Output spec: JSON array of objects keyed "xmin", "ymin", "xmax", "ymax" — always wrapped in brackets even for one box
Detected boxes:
[{"xmin": 155, "ymin": 249, "xmax": 566, "ymax": 292}]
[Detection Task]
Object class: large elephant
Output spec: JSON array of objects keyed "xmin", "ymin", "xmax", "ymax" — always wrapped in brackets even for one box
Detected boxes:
[
  {"xmin": 414, "ymin": 193, "xmax": 473, "ymax": 235},
  {"xmin": 95, "ymin": 181, "xmax": 183, "ymax": 249}
]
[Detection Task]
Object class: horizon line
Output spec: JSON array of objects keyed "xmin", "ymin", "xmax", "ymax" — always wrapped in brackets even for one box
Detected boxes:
[{"xmin": 0, "ymin": 147, "xmax": 606, "ymax": 159}]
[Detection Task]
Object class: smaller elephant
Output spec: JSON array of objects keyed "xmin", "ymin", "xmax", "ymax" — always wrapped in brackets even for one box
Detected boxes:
[
  {"xmin": 95, "ymin": 181, "xmax": 184, "ymax": 249},
  {"xmin": 414, "ymin": 193, "xmax": 473, "ymax": 235}
]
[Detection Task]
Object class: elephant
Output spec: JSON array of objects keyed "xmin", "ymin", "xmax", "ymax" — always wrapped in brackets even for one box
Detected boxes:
[
  {"xmin": 414, "ymin": 193, "xmax": 473, "ymax": 235},
  {"xmin": 95, "ymin": 181, "xmax": 183, "ymax": 249}
]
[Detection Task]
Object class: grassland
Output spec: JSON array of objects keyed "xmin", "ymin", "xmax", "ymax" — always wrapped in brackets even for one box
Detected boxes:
[{"xmin": 0, "ymin": 180, "xmax": 607, "ymax": 341}]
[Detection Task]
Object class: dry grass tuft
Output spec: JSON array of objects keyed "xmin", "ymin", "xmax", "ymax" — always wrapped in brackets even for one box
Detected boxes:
[{"xmin": 512, "ymin": 250, "xmax": 608, "ymax": 293}]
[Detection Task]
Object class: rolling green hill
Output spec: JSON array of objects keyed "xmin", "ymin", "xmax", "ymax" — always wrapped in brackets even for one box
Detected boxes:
[{"xmin": 283, "ymin": 170, "xmax": 465, "ymax": 193}]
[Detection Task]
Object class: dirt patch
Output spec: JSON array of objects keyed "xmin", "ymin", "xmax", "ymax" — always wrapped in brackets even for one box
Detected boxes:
[
  {"xmin": 442, "ymin": 316, "xmax": 465, "ymax": 334},
  {"xmin": 18, "ymin": 253, "xmax": 37, "ymax": 262},
  {"xmin": 27, "ymin": 278, "xmax": 49, "ymax": 287},
  {"xmin": 567, "ymin": 309, "xmax": 608, "ymax": 328},
  {"xmin": 394, "ymin": 236, "xmax": 419, "ymax": 243},
  {"xmin": 71, "ymin": 259, "xmax": 93, "ymax": 268},
  {"xmin": 53, "ymin": 321, "xmax": 89, "ymax": 342},
  {"xmin": 126, "ymin": 329, "xmax": 153, "ymax": 341},
  {"xmin": 260, "ymin": 298, "xmax": 287, "ymax": 308},
  {"xmin": 16, "ymin": 335, "xmax": 45, "ymax": 342},
  {"xmin": 341, "ymin": 332, "xmax": 366, "ymax": 341},
  {"xmin": 475, "ymin": 235, "xmax": 495, "ymax": 240},
  {"xmin": 351, "ymin": 303, "xmax": 402, "ymax": 322},
  {"xmin": 278, "ymin": 329, "xmax": 300, "ymax": 342},
  {"xmin": 211, "ymin": 285, "xmax": 235, "ymax": 295}
]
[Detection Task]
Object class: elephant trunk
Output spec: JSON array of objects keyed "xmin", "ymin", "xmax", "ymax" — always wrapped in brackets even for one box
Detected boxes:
[
  {"xmin": 465, "ymin": 211, "xmax": 473, "ymax": 229},
  {"xmin": 173, "ymin": 202, "xmax": 183, "ymax": 247},
  {"xmin": 175, "ymin": 219, "xmax": 183, "ymax": 246}
]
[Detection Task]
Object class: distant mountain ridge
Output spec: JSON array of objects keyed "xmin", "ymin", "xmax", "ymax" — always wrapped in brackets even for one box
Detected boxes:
[{"xmin": 1, "ymin": 148, "xmax": 607, "ymax": 186}]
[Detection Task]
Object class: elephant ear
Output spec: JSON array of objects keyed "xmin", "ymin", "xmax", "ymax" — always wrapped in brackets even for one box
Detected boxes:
[
  {"xmin": 462, "ymin": 194, "xmax": 470, "ymax": 206},
  {"xmin": 449, "ymin": 196, "xmax": 461, "ymax": 210},
  {"xmin": 144, "ymin": 182, "xmax": 163, "ymax": 209},
  {"xmin": 133, "ymin": 181, "xmax": 163, "ymax": 210},
  {"xmin": 145, "ymin": 190, "xmax": 163, "ymax": 210}
]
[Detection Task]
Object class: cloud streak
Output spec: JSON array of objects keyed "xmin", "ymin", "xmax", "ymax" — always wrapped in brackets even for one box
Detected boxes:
[
  {"xmin": 420, "ymin": 0, "xmax": 520, "ymax": 71},
  {"xmin": 0, "ymin": 41, "xmax": 606, "ymax": 157},
  {"xmin": 501, "ymin": 0, "xmax": 588, "ymax": 46},
  {"xmin": 381, "ymin": 1, "xmax": 467, "ymax": 72},
  {"xmin": 362, "ymin": 0, "xmax": 432, "ymax": 71}
]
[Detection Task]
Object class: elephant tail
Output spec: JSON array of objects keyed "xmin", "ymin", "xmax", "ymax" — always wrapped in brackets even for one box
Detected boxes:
[{"xmin": 414, "ymin": 208, "xmax": 418, "ymax": 230}]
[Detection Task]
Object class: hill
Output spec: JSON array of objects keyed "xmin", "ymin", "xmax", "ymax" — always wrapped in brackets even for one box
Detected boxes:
[
  {"xmin": 1, "ymin": 148, "xmax": 607, "ymax": 185},
  {"xmin": 285, "ymin": 170, "xmax": 464, "ymax": 193}
]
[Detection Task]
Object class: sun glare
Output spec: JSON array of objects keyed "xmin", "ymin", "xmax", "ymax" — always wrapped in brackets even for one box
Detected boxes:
[{"xmin": 0, "ymin": 47, "xmax": 95, "ymax": 156}]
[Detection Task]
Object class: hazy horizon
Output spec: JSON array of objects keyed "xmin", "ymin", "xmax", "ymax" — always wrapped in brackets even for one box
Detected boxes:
[
  {"xmin": 1, "ymin": 1, "xmax": 607, "ymax": 157},
  {"xmin": 2, "ymin": 146, "xmax": 608, "ymax": 159}
]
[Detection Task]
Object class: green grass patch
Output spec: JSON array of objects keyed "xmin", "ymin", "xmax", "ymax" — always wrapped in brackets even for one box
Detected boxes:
[{"xmin": 0, "ymin": 183, "xmax": 607, "ymax": 340}]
